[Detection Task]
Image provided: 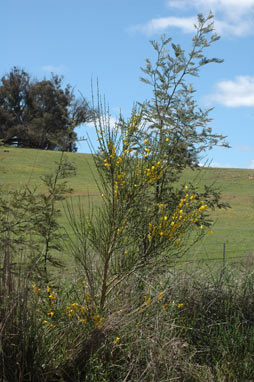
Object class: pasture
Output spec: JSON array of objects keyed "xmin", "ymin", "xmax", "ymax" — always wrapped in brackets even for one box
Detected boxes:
[
  {"xmin": 1, "ymin": 146, "xmax": 253, "ymax": 265},
  {"xmin": 1, "ymin": 146, "xmax": 254, "ymax": 381}
]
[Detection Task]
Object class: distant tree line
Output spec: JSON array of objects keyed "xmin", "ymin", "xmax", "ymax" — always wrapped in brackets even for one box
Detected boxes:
[{"xmin": 0, "ymin": 67, "xmax": 94, "ymax": 151}]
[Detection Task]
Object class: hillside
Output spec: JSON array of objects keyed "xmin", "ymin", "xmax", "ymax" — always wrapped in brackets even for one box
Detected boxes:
[{"xmin": 1, "ymin": 146, "xmax": 254, "ymax": 264}]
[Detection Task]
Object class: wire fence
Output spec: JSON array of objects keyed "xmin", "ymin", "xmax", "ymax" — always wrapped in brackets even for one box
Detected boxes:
[{"xmin": 176, "ymin": 241, "xmax": 254, "ymax": 268}]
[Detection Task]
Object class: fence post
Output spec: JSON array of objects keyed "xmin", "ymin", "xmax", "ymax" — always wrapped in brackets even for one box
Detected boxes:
[{"xmin": 223, "ymin": 243, "xmax": 226, "ymax": 269}]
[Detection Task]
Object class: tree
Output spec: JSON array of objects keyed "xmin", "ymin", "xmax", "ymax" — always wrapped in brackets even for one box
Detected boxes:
[
  {"xmin": 0, "ymin": 68, "xmax": 94, "ymax": 151},
  {"xmin": 66, "ymin": 14, "xmax": 227, "ymax": 311},
  {"xmin": 66, "ymin": 13, "xmax": 230, "ymax": 312},
  {"xmin": 138, "ymin": 12, "xmax": 229, "ymax": 178},
  {"xmin": 120, "ymin": 12, "xmax": 229, "ymax": 211},
  {"xmin": 0, "ymin": 67, "xmax": 30, "ymax": 146}
]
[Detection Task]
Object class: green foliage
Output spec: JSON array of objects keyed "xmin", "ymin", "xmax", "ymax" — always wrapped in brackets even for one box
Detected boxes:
[
  {"xmin": 66, "ymin": 102, "xmax": 213, "ymax": 311},
  {"xmin": 0, "ymin": 67, "xmax": 95, "ymax": 151},
  {"xmin": 139, "ymin": 12, "xmax": 228, "ymax": 172},
  {"xmin": 0, "ymin": 153, "xmax": 74, "ymax": 283},
  {"xmin": 65, "ymin": 12, "xmax": 229, "ymax": 313}
]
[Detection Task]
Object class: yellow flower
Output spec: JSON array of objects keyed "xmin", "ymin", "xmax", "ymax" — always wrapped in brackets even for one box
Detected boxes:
[
  {"xmin": 48, "ymin": 292, "xmax": 56, "ymax": 301},
  {"xmin": 144, "ymin": 296, "xmax": 151, "ymax": 306},
  {"xmin": 32, "ymin": 284, "xmax": 41, "ymax": 295},
  {"xmin": 144, "ymin": 139, "xmax": 149, "ymax": 144},
  {"xmin": 164, "ymin": 216, "xmax": 168, "ymax": 221},
  {"xmin": 157, "ymin": 293, "xmax": 163, "ymax": 302},
  {"xmin": 48, "ymin": 311, "xmax": 54, "ymax": 317},
  {"xmin": 96, "ymin": 317, "xmax": 104, "ymax": 328},
  {"xmin": 185, "ymin": 185, "xmax": 188, "ymax": 191},
  {"xmin": 42, "ymin": 320, "xmax": 54, "ymax": 328},
  {"xmin": 177, "ymin": 303, "xmax": 184, "ymax": 309},
  {"xmin": 199, "ymin": 205, "xmax": 207, "ymax": 211},
  {"xmin": 145, "ymin": 148, "xmax": 151, "ymax": 153},
  {"xmin": 165, "ymin": 138, "xmax": 169, "ymax": 142},
  {"xmin": 113, "ymin": 336, "xmax": 120, "ymax": 344}
]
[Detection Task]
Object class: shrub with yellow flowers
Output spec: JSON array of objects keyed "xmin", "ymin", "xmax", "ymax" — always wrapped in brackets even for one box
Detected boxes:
[{"xmin": 66, "ymin": 103, "xmax": 219, "ymax": 313}]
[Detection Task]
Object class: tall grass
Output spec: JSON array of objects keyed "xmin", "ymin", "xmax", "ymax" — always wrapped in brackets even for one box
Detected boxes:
[
  {"xmin": 1, "ymin": 185, "xmax": 254, "ymax": 381},
  {"xmin": 0, "ymin": 152, "xmax": 254, "ymax": 381}
]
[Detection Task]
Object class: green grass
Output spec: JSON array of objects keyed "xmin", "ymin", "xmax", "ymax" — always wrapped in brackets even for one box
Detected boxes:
[
  {"xmin": 181, "ymin": 167, "xmax": 254, "ymax": 262},
  {"xmin": 1, "ymin": 146, "xmax": 254, "ymax": 264},
  {"xmin": 2, "ymin": 147, "xmax": 254, "ymax": 381}
]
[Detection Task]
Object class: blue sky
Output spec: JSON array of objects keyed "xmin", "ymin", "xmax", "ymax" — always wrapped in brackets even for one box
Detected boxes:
[{"xmin": 2, "ymin": 0, "xmax": 254, "ymax": 168}]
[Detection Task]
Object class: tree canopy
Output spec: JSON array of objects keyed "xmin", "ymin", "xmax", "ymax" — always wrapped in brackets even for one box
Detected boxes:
[{"xmin": 0, "ymin": 67, "xmax": 94, "ymax": 151}]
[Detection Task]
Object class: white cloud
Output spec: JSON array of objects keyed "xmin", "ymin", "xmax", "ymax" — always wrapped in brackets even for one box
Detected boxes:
[
  {"xmin": 85, "ymin": 116, "xmax": 119, "ymax": 130},
  {"xmin": 41, "ymin": 64, "xmax": 67, "ymax": 74},
  {"xmin": 208, "ymin": 76, "xmax": 254, "ymax": 107},
  {"xmin": 167, "ymin": 0, "xmax": 253, "ymax": 20},
  {"xmin": 130, "ymin": 16, "xmax": 196, "ymax": 35},
  {"xmin": 166, "ymin": 0, "xmax": 254, "ymax": 37},
  {"xmin": 213, "ymin": 19, "xmax": 252, "ymax": 37},
  {"xmin": 131, "ymin": 0, "xmax": 253, "ymax": 37}
]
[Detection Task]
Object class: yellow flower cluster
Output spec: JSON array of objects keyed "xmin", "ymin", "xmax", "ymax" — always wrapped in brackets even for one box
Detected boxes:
[
  {"xmin": 65, "ymin": 290, "xmax": 104, "ymax": 328},
  {"xmin": 101, "ymin": 116, "xmax": 139, "ymax": 173},
  {"xmin": 33, "ymin": 282, "xmax": 104, "ymax": 330},
  {"xmin": 147, "ymin": 190, "xmax": 209, "ymax": 244},
  {"xmin": 145, "ymin": 161, "xmax": 163, "ymax": 183},
  {"xmin": 32, "ymin": 284, "xmax": 41, "ymax": 295},
  {"xmin": 42, "ymin": 320, "xmax": 54, "ymax": 328}
]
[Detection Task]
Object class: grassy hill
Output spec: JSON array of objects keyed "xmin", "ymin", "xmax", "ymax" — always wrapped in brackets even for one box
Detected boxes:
[{"xmin": 1, "ymin": 146, "xmax": 254, "ymax": 264}]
